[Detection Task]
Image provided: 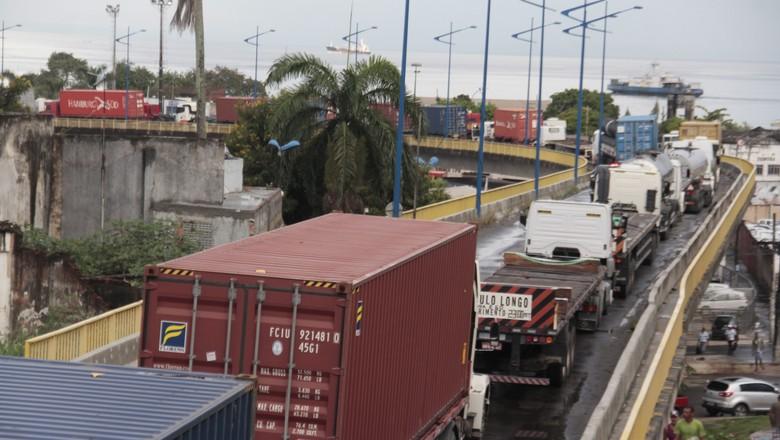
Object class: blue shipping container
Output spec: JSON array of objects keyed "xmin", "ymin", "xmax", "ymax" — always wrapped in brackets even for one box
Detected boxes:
[
  {"xmin": 0, "ymin": 356, "xmax": 256, "ymax": 440},
  {"xmin": 615, "ymin": 115, "xmax": 658, "ymax": 161},
  {"xmin": 423, "ymin": 105, "xmax": 467, "ymax": 137}
]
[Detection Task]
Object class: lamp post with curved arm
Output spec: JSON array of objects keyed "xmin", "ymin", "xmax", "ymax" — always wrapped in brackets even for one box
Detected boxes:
[
  {"xmin": 116, "ymin": 27, "xmax": 146, "ymax": 120},
  {"xmin": 392, "ymin": 0, "xmax": 411, "ymax": 218},
  {"xmin": 434, "ymin": 23, "xmax": 477, "ymax": 138},
  {"xmin": 342, "ymin": 24, "xmax": 378, "ymax": 65},
  {"xmin": 244, "ymin": 27, "xmax": 275, "ymax": 98},
  {"xmin": 562, "ymin": 3, "xmax": 642, "ymax": 167}
]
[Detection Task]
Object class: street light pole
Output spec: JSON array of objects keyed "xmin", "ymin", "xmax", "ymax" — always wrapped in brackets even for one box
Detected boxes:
[
  {"xmin": 116, "ymin": 27, "xmax": 146, "ymax": 120},
  {"xmin": 597, "ymin": 1, "xmax": 609, "ymax": 166},
  {"xmin": 244, "ymin": 28, "xmax": 275, "ymax": 98},
  {"xmin": 342, "ymin": 24, "xmax": 378, "ymax": 66},
  {"xmin": 105, "ymin": 4, "xmax": 120, "ymax": 89},
  {"xmin": 512, "ymin": 18, "xmax": 561, "ymax": 150},
  {"xmin": 1, "ymin": 22, "xmax": 22, "ymax": 84},
  {"xmin": 573, "ymin": 0, "xmax": 588, "ymax": 184},
  {"xmin": 475, "ymin": 0, "xmax": 493, "ymax": 217},
  {"xmin": 412, "ymin": 63, "xmax": 422, "ymax": 219},
  {"xmin": 434, "ymin": 24, "xmax": 477, "ymax": 139},
  {"xmin": 392, "ymin": 0, "xmax": 411, "ymax": 218},
  {"xmin": 562, "ymin": 3, "xmax": 642, "ymax": 166},
  {"xmin": 151, "ymin": 0, "xmax": 171, "ymax": 108}
]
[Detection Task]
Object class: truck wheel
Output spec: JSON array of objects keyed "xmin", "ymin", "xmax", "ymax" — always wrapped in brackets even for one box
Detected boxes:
[
  {"xmin": 435, "ymin": 423, "xmax": 457, "ymax": 440},
  {"xmin": 547, "ymin": 363, "xmax": 564, "ymax": 387}
]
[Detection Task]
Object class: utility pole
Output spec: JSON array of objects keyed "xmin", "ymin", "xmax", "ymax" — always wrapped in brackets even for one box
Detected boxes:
[
  {"xmin": 151, "ymin": 0, "xmax": 172, "ymax": 106},
  {"xmin": 106, "ymin": 4, "xmax": 120, "ymax": 89},
  {"xmin": 411, "ymin": 63, "xmax": 422, "ymax": 219}
]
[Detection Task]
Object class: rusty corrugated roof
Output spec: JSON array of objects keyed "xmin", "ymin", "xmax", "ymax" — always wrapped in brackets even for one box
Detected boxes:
[{"xmin": 160, "ymin": 213, "xmax": 475, "ymax": 285}]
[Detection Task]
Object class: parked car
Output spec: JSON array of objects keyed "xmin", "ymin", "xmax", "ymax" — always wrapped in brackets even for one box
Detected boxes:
[
  {"xmin": 710, "ymin": 315, "xmax": 738, "ymax": 341},
  {"xmin": 702, "ymin": 377, "xmax": 780, "ymax": 416},
  {"xmin": 699, "ymin": 289, "xmax": 749, "ymax": 312}
]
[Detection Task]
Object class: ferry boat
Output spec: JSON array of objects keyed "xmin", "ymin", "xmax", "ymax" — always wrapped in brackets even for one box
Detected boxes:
[
  {"xmin": 326, "ymin": 39, "xmax": 371, "ymax": 55},
  {"xmin": 609, "ymin": 63, "xmax": 703, "ymax": 97}
]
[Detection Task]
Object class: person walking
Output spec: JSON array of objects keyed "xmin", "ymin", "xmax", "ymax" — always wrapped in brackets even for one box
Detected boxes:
[
  {"xmin": 753, "ymin": 331, "xmax": 766, "ymax": 371},
  {"xmin": 697, "ymin": 327, "xmax": 710, "ymax": 355},
  {"xmin": 664, "ymin": 410, "xmax": 678, "ymax": 440},
  {"xmin": 726, "ymin": 325, "xmax": 737, "ymax": 355},
  {"xmin": 675, "ymin": 407, "xmax": 706, "ymax": 440}
]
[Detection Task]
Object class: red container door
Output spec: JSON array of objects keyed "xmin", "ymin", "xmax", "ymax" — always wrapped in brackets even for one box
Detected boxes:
[
  {"xmin": 140, "ymin": 272, "xmax": 345, "ymax": 440},
  {"xmin": 141, "ymin": 275, "xmax": 247, "ymax": 375},
  {"xmin": 247, "ymin": 282, "xmax": 344, "ymax": 439}
]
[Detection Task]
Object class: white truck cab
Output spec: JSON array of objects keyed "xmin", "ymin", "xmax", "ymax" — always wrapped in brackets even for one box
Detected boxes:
[{"xmin": 525, "ymin": 200, "xmax": 614, "ymax": 261}]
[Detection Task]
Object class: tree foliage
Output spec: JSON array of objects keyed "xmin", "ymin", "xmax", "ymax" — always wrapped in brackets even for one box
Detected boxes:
[
  {"xmin": 21, "ymin": 221, "xmax": 198, "ymax": 283},
  {"xmin": 0, "ymin": 73, "xmax": 33, "ymax": 112},
  {"xmin": 660, "ymin": 116, "xmax": 683, "ymax": 134},
  {"xmin": 225, "ymin": 54, "xmax": 448, "ymax": 223},
  {"xmin": 114, "ymin": 63, "xmax": 157, "ymax": 94},
  {"xmin": 696, "ymin": 105, "xmax": 751, "ymax": 131},
  {"xmin": 545, "ymin": 88, "xmax": 619, "ymax": 134},
  {"xmin": 436, "ymin": 93, "xmax": 496, "ymax": 120}
]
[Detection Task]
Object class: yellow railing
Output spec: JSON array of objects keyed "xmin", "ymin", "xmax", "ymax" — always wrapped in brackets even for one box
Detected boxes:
[
  {"xmin": 53, "ymin": 118, "xmax": 234, "ymax": 135},
  {"xmin": 402, "ymin": 136, "xmax": 588, "ymax": 220},
  {"xmin": 620, "ymin": 156, "xmax": 755, "ymax": 439},
  {"xmin": 24, "ymin": 300, "xmax": 143, "ymax": 361}
]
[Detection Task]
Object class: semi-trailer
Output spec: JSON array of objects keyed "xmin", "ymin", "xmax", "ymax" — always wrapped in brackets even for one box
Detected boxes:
[
  {"xmin": 493, "ymin": 108, "xmax": 540, "ymax": 143},
  {"xmin": 475, "ymin": 201, "xmax": 620, "ymax": 387},
  {"xmin": 668, "ymin": 147, "xmax": 713, "ymax": 213},
  {"xmin": 140, "ymin": 213, "xmax": 489, "ymax": 440}
]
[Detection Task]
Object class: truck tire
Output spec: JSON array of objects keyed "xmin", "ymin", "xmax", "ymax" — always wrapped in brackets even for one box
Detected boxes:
[
  {"xmin": 435, "ymin": 423, "xmax": 457, "ymax": 440},
  {"xmin": 547, "ymin": 363, "xmax": 564, "ymax": 387}
]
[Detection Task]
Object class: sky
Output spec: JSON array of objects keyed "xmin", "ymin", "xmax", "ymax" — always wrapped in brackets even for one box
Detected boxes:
[
  {"xmin": 2, "ymin": 0, "xmax": 779, "ymax": 126},
  {"xmin": 2, "ymin": 0, "xmax": 779, "ymax": 74}
]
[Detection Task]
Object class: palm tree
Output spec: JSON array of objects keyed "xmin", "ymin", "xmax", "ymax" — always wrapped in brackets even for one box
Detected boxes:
[
  {"xmin": 266, "ymin": 53, "xmax": 420, "ymax": 213},
  {"xmin": 171, "ymin": 0, "xmax": 206, "ymax": 142}
]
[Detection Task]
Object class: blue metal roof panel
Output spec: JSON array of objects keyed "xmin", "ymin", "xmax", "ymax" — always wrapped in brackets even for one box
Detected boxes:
[{"xmin": 0, "ymin": 356, "xmax": 254, "ymax": 439}]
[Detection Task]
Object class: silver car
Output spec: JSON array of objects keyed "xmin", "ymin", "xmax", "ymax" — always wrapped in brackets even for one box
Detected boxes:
[{"xmin": 702, "ymin": 377, "xmax": 780, "ymax": 416}]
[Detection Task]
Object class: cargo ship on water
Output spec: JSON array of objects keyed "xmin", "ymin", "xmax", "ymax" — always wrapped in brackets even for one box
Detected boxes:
[
  {"xmin": 609, "ymin": 62, "xmax": 703, "ymax": 97},
  {"xmin": 326, "ymin": 39, "xmax": 371, "ymax": 55}
]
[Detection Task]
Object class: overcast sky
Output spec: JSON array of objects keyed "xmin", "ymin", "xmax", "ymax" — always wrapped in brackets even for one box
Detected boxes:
[{"xmin": 2, "ymin": 0, "xmax": 779, "ymax": 73}]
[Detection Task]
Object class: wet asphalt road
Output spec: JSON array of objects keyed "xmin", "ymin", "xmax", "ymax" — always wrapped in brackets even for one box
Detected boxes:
[{"xmin": 476, "ymin": 173, "xmax": 735, "ymax": 440}]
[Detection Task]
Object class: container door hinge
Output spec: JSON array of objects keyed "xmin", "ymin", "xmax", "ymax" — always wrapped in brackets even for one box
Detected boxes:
[{"xmin": 252, "ymin": 281, "xmax": 266, "ymax": 376}]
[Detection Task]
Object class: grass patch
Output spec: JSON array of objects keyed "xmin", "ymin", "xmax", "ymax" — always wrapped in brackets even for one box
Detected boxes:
[{"xmin": 702, "ymin": 416, "xmax": 770, "ymax": 439}]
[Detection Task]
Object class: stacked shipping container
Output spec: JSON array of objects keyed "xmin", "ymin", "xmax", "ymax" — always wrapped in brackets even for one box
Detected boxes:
[
  {"xmin": 58, "ymin": 89, "xmax": 146, "ymax": 118},
  {"xmin": 423, "ymin": 105, "xmax": 467, "ymax": 137},
  {"xmin": 493, "ymin": 109, "xmax": 540, "ymax": 143},
  {"xmin": 615, "ymin": 115, "xmax": 659, "ymax": 161}
]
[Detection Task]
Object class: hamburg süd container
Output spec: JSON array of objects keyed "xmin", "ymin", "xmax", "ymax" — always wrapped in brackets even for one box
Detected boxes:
[
  {"xmin": 58, "ymin": 89, "xmax": 146, "ymax": 119},
  {"xmin": 140, "ymin": 213, "xmax": 478, "ymax": 440},
  {"xmin": 0, "ymin": 355, "xmax": 256, "ymax": 440},
  {"xmin": 493, "ymin": 108, "xmax": 540, "ymax": 143}
]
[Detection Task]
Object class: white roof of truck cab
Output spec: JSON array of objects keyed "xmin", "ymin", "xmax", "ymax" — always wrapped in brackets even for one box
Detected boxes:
[{"xmin": 525, "ymin": 200, "xmax": 612, "ymax": 260}]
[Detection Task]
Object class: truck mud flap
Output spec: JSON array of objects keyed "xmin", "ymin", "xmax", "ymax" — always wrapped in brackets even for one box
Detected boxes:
[{"xmin": 488, "ymin": 374, "xmax": 550, "ymax": 386}]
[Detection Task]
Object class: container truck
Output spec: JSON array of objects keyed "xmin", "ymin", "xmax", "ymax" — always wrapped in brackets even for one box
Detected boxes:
[
  {"xmin": 493, "ymin": 108, "xmax": 539, "ymax": 143},
  {"xmin": 668, "ymin": 147, "xmax": 713, "ymax": 213},
  {"xmin": 423, "ymin": 104, "xmax": 467, "ymax": 138},
  {"xmin": 54, "ymin": 89, "xmax": 147, "ymax": 118},
  {"xmin": 540, "ymin": 117, "xmax": 567, "ymax": 145},
  {"xmin": 216, "ymin": 96, "xmax": 261, "ymax": 123},
  {"xmin": 139, "ymin": 213, "xmax": 489, "ymax": 440},
  {"xmin": 370, "ymin": 103, "xmax": 414, "ymax": 132},
  {"xmin": 474, "ymin": 200, "xmax": 620, "ymax": 387},
  {"xmin": 592, "ymin": 152, "xmax": 679, "ymax": 240},
  {"xmin": 0, "ymin": 356, "xmax": 256, "ymax": 440},
  {"xmin": 679, "ymin": 120, "xmax": 722, "ymax": 146}
]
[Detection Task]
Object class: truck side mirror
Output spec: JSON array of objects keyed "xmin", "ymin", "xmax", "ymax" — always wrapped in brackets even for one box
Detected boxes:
[{"xmin": 519, "ymin": 212, "xmax": 527, "ymax": 226}]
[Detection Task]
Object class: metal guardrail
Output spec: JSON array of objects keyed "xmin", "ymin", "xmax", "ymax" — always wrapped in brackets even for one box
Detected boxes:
[
  {"xmin": 24, "ymin": 300, "xmax": 143, "ymax": 361},
  {"xmin": 53, "ymin": 118, "xmax": 234, "ymax": 135},
  {"xmin": 619, "ymin": 156, "xmax": 755, "ymax": 439},
  {"xmin": 402, "ymin": 136, "xmax": 588, "ymax": 220}
]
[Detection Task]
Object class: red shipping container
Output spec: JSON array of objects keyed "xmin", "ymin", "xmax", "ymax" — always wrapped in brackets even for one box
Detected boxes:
[
  {"xmin": 140, "ymin": 213, "xmax": 477, "ymax": 440},
  {"xmin": 370, "ymin": 103, "xmax": 414, "ymax": 132},
  {"xmin": 58, "ymin": 89, "xmax": 145, "ymax": 119},
  {"xmin": 493, "ymin": 108, "xmax": 540, "ymax": 143},
  {"xmin": 215, "ymin": 96, "xmax": 261, "ymax": 123}
]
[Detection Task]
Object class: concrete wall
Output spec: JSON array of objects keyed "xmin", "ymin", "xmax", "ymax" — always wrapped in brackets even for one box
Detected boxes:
[
  {"xmin": 0, "ymin": 115, "xmax": 60, "ymax": 236},
  {"xmin": 0, "ymin": 228, "xmax": 88, "ymax": 336},
  {"xmin": 61, "ymin": 133, "xmax": 224, "ymax": 239},
  {"xmin": 224, "ymin": 157, "xmax": 244, "ymax": 194}
]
